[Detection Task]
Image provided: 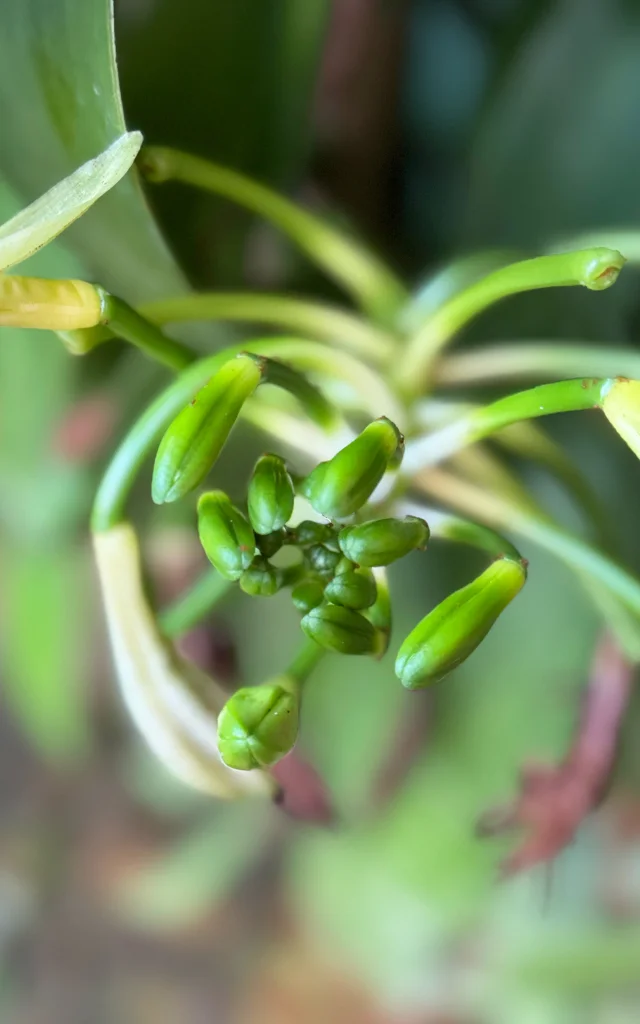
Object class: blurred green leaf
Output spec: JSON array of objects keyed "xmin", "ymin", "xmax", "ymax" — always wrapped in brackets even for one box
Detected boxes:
[
  {"xmin": 112, "ymin": 802, "xmax": 276, "ymax": 931},
  {"xmin": 0, "ymin": 0, "xmax": 188, "ymax": 301},
  {"xmin": 464, "ymin": 0, "xmax": 640, "ymax": 251},
  {"xmin": 0, "ymin": 544, "xmax": 90, "ymax": 762},
  {"xmin": 117, "ymin": 0, "xmax": 330, "ymax": 286}
]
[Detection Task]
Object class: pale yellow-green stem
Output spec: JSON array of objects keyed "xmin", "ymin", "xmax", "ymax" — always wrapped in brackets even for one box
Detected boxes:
[{"xmin": 93, "ymin": 521, "xmax": 276, "ymax": 799}]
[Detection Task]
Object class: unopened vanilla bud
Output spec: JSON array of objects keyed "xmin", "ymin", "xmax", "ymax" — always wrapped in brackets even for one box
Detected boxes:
[
  {"xmin": 301, "ymin": 417, "xmax": 403, "ymax": 519},
  {"xmin": 338, "ymin": 515, "xmax": 429, "ymax": 567},
  {"xmin": 0, "ymin": 274, "xmax": 103, "ymax": 330},
  {"xmin": 152, "ymin": 352, "xmax": 264, "ymax": 504},
  {"xmin": 217, "ymin": 682, "xmax": 299, "ymax": 770},
  {"xmin": 247, "ymin": 453, "xmax": 294, "ymax": 535},
  {"xmin": 395, "ymin": 557, "xmax": 527, "ymax": 688},
  {"xmin": 324, "ymin": 567, "xmax": 377, "ymax": 609},
  {"xmin": 301, "ymin": 602, "xmax": 378, "ymax": 655},
  {"xmin": 198, "ymin": 491, "xmax": 256, "ymax": 581}
]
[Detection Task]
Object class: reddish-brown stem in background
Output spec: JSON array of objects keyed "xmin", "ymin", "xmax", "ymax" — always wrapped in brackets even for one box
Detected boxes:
[{"xmin": 477, "ymin": 632, "xmax": 634, "ymax": 875}]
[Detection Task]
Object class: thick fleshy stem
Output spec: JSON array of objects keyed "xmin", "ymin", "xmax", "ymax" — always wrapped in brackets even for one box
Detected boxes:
[
  {"xmin": 159, "ymin": 569, "xmax": 232, "ymax": 638},
  {"xmin": 416, "ymin": 468, "xmax": 640, "ymax": 640},
  {"xmin": 436, "ymin": 341, "xmax": 640, "ymax": 389},
  {"xmin": 91, "ymin": 342, "xmax": 346, "ymax": 532},
  {"xmin": 139, "ymin": 292, "xmax": 395, "ymax": 363},
  {"xmin": 283, "ymin": 640, "xmax": 327, "ymax": 696},
  {"xmin": 400, "ymin": 501, "xmax": 523, "ymax": 562},
  {"xmin": 396, "ymin": 248, "xmax": 625, "ymax": 396},
  {"xmin": 139, "ymin": 146, "xmax": 408, "ymax": 328},
  {"xmin": 403, "ymin": 378, "xmax": 612, "ymax": 473},
  {"xmin": 97, "ymin": 290, "xmax": 196, "ymax": 371}
]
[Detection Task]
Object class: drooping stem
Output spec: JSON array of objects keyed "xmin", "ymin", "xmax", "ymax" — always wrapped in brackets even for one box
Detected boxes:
[
  {"xmin": 139, "ymin": 146, "xmax": 408, "ymax": 328},
  {"xmin": 396, "ymin": 248, "xmax": 625, "ymax": 396},
  {"xmin": 285, "ymin": 640, "xmax": 326, "ymax": 692},
  {"xmin": 416, "ymin": 468, "xmax": 640, "ymax": 622},
  {"xmin": 403, "ymin": 378, "xmax": 612, "ymax": 473},
  {"xmin": 159, "ymin": 568, "xmax": 232, "ymax": 638},
  {"xmin": 436, "ymin": 342, "xmax": 640, "ymax": 389},
  {"xmin": 92, "ymin": 353, "xmax": 228, "ymax": 531},
  {"xmin": 495, "ymin": 420, "xmax": 615, "ymax": 552},
  {"xmin": 98, "ymin": 291, "xmax": 196, "ymax": 371},
  {"xmin": 139, "ymin": 292, "xmax": 396, "ymax": 362},
  {"xmin": 92, "ymin": 339, "xmax": 353, "ymax": 532},
  {"xmin": 400, "ymin": 501, "xmax": 523, "ymax": 561}
]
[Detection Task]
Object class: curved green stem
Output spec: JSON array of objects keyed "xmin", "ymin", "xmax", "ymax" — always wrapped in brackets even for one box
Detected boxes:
[
  {"xmin": 285, "ymin": 640, "xmax": 326, "ymax": 691},
  {"xmin": 159, "ymin": 568, "xmax": 232, "ymax": 638},
  {"xmin": 98, "ymin": 291, "xmax": 196, "ymax": 371},
  {"xmin": 403, "ymin": 378, "xmax": 611, "ymax": 473},
  {"xmin": 396, "ymin": 248, "xmax": 625, "ymax": 396},
  {"xmin": 92, "ymin": 339, "xmax": 355, "ymax": 532},
  {"xmin": 139, "ymin": 292, "xmax": 395, "ymax": 363},
  {"xmin": 436, "ymin": 342, "xmax": 640, "ymax": 388},
  {"xmin": 495, "ymin": 420, "xmax": 614, "ymax": 552},
  {"xmin": 416, "ymin": 468, "xmax": 640, "ymax": 622},
  {"xmin": 400, "ymin": 500, "xmax": 523, "ymax": 561},
  {"xmin": 139, "ymin": 147, "xmax": 408, "ymax": 328},
  {"xmin": 93, "ymin": 353, "xmax": 229, "ymax": 531}
]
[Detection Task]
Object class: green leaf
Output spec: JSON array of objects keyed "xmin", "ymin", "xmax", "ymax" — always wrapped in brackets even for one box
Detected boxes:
[
  {"xmin": 112, "ymin": 803, "xmax": 275, "ymax": 931},
  {"xmin": 0, "ymin": 544, "xmax": 90, "ymax": 762},
  {"xmin": 0, "ymin": 0, "xmax": 188, "ymax": 300}
]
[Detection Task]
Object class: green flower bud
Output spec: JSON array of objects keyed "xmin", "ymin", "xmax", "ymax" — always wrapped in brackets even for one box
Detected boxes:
[
  {"xmin": 291, "ymin": 520, "xmax": 334, "ymax": 547},
  {"xmin": 198, "ymin": 491, "xmax": 256, "ymax": 581},
  {"xmin": 338, "ymin": 515, "xmax": 429, "ymax": 567},
  {"xmin": 152, "ymin": 353, "xmax": 263, "ymax": 504},
  {"xmin": 217, "ymin": 682, "xmax": 299, "ymax": 770},
  {"xmin": 395, "ymin": 557, "xmax": 527, "ymax": 689},
  {"xmin": 601, "ymin": 378, "xmax": 640, "ymax": 460},
  {"xmin": 291, "ymin": 579, "xmax": 325, "ymax": 615},
  {"xmin": 256, "ymin": 528, "xmax": 286, "ymax": 558},
  {"xmin": 324, "ymin": 567, "xmax": 377, "ymax": 610},
  {"xmin": 304, "ymin": 543, "xmax": 342, "ymax": 579},
  {"xmin": 301, "ymin": 417, "xmax": 403, "ymax": 519},
  {"xmin": 0, "ymin": 275, "xmax": 103, "ymax": 330},
  {"xmin": 247, "ymin": 453, "xmax": 295, "ymax": 534},
  {"xmin": 301, "ymin": 602, "xmax": 378, "ymax": 655},
  {"xmin": 239, "ymin": 557, "xmax": 279, "ymax": 597}
]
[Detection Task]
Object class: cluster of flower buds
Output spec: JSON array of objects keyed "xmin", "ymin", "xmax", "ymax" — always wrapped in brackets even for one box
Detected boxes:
[{"xmin": 149, "ymin": 352, "xmax": 528, "ymax": 771}]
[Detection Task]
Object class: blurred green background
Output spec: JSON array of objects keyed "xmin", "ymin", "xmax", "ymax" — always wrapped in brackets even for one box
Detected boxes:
[{"xmin": 2, "ymin": 1, "xmax": 640, "ymax": 1021}]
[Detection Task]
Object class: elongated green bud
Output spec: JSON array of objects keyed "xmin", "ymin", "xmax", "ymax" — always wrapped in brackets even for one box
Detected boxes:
[
  {"xmin": 395, "ymin": 557, "xmax": 527, "ymax": 689},
  {"xmin": 0, "ymin": 274, "xmax": 103, "ymax": 330},
  {"xmin": 240, "ymin": 557, "xmax": 279, "ymax": 597},
  {"xmin": 291, "ymin": 579, "xmax": 325, "ymax": 615},
  {"xmin": 217, "ymin": 682, "xmax": 299, "ymax": 770},
  {"xmin": 247, "ymin": 453, "xmax": 294, "ymax": 534},
  {"xmin": 338, "ymin": 515, "xmax": 429, "ymax": 567},
  {"xmin": 301, "ymin": 602, "xmax": 378, "ymax": 655},
  {"xmin": 324, "ymin": 567, "xmax": 377, "ymax": 609},
  {"xmin": 304, "ymin": 543, "xmax": 342, "ymax": 579},
  {"xmin": 601, "ymin": 377, "xmax": 640, "ymax": 459},
  {"xmin": 197, "ymin": 491, "xmax": 256, "ymax": 581},
  {"xmin": 301, "ymin": 417, "xmax": 403, "ymax": 519},
  {"xmin": 152, "ymin": 353, "xmax": 263, "ymax": 504}
]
